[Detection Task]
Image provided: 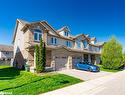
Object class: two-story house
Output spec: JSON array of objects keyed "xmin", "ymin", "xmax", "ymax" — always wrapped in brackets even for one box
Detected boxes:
[
  {"xmin": 0, "ymin": 44, "xmax": 13, "ymax": 60},
  {"xmin": 12, "ymin": 19, "xmax": 104, "ymax": 71}
]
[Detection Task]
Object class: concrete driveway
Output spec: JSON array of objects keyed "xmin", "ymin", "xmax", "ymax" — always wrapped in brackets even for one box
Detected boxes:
[
  {"xmin": 42, "ymin": 70, "xmax": 124, "ymax": 95},
  {"xmin": 58, "ymin": 69, "xmax": 113, "ymax": 81}
]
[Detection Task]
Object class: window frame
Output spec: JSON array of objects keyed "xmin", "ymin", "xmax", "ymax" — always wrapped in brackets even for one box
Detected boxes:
[
  {"xmin": 83, "ymin": 40, "xmax": 88, "ymax": 49},
  {"xmin": 66, "ymin": 41, "xmax": 71, "ymax": 47},
  {"xmin": 33, "ymin": 29, "xmax": 42, "ymax": 42},
  {"xmin": 64, "ymin": 31, "xmax": 68, "ymax": 36},
  {"xmin": 51, "ymin": 37, "xmax": 57, "ymax": 45}
]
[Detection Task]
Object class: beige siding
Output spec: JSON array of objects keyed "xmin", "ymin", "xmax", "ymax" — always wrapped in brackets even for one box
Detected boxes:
[
  {"xmin": 0, "ymin": 51, "xmax": 13, "ymax": 59},
  {"xmin": 14, "ymin": 23, "xmax": 25, "ymax": 56},
  {"xmin": 47, "ymin": 35, "xmax": 74, "ymax": 47}
]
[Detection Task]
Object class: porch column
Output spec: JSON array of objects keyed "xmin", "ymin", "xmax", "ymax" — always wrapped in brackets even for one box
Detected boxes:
[
  {"xmin": 51, "ymin": 56, "xmax": 56, "ymax": 71},
  {"xmin": 95, "ymin": 55, "xmax": 100, "ymax": 64},
  {"xmin": 88, "ymin": 54, "xmax": 91, "ymax": 62},
  {"xmin": 67, "ymin": 55, "xmax": 72, "ymax": 69},
  {"xmin": 82, "ymin": 54, "xmax": 84, "ymax": 62}
]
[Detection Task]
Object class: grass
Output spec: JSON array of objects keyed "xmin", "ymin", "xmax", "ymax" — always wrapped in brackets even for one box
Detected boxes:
[
  {"xmin": 97, "ymin": 64, "xmax": 122, "ymax": 72},
  {"xmin": 0, "ymin": 66, "xmax": 82, "ymax": 95}
]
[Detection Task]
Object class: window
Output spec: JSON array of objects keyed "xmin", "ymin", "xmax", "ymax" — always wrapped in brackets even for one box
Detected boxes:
[
  {"xmin": 6, "ymin": 52, "xmax": 9, "ymax": 54},
  {"xmin": 94, "ymin": 40, "xmax": 97, "ymax": 44},
  {"xmin": 83, "ymin": 40, "xmax": 88, "ymax": 48},
  {"xmin": 34, "ymin": 33, "xmax": 38, "ymax": 41},
  {"xmin": 64, "ymin": 31, "xmax": 68, "ymax": 36},
  {"xmin": 51, "ymin": 37, "xmax": 57, "ymax": 45},
  {"xmin": 39, "ymin": 33, "xmax": 42, "ymax": 41},
  {"xmin": 66, "ymin": 41, "xmax": 71, "ymax": 47},
  {"xmin": 34, "ymin": 29, "xmax": 42, "ymax": 41},
  {"xmin": 76, "ymin": 41, "xmax": 81, "ymax": 48}
]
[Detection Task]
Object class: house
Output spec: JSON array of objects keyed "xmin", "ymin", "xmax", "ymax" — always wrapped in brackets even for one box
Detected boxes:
[
  {"xmin": 0, "ymin": 44, "xmax": 13, "ymax": 61},
  {"xmin": 12, "ymin": 19, "xmax": 104, "ymax": 72}
]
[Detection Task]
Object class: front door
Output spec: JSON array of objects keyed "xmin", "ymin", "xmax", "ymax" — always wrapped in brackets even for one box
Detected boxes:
[
  {"xmin": 91, "ymin": 55, "xmax": 95, "ymax": 64},
  {"xmin": 84, "ymin": 54, "xmax": 88, "ymax": 62}
]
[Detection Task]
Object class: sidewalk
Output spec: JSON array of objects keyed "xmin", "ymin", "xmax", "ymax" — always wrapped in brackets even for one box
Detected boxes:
[{"xmin": 41, "ymin": 71, "xmax": 125, "ymax": 95}]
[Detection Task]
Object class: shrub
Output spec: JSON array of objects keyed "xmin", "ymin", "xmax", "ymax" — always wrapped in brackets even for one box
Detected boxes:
[
  {"xmin": 38, "ymin": 38, "xmax": 46, "ymax": 72},
  {"xmin": 101, "ymin": 37, "xmax": 123, "ymax": 70},
  {"xmin": 42, "ymin": 42, "xmax": 46, "ymax": 71},
  {"xmin": 35, "ymin": 45, "xmax": 41, "ymax": 73}
]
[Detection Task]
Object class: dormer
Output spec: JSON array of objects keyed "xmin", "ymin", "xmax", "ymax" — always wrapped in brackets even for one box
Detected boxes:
[
  {"xmin": 57, "ymin": 26, "xmax": 70, "ymax": 37},
  {"xmin": 90, "ymin": 37, "xmax": 96, "ymax": 44}
]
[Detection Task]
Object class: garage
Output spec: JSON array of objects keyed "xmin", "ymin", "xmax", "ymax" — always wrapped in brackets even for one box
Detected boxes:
[
  {"xmin": 55, "ymin": 55, "xmax": 68, "ymax": 70},
  {"xmin": 72, "ymin": 56, "xmax": 82, "ymax": 68}
]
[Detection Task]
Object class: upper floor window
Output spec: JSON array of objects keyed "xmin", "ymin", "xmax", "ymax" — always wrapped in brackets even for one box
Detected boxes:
[
  {"xmin": 83, "ymin": 40, "xmax": 88, "ymax": 48},
  {"xmin": 76, "ymin": 41, "xmax": 81, "ymax": 48},
  {"xmin": 34, "ymin": 29, "xmax": 42, "ymax": 42},
  {"xmin": 66, "ymin": 41, "xmax": 71, "ymax": 47},
  {"xmin": 51, "ymin": 37, "xmax": 57, "ymax": 45},
  {"xmin": 64, "ymin": 31, "xmax": 68, "ymax": 36}
]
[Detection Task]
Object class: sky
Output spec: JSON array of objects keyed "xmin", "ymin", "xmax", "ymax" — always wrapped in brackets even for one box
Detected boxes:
[{"xmin": 0, "ymin": 0, "xmax": 125, "ymax": 51}]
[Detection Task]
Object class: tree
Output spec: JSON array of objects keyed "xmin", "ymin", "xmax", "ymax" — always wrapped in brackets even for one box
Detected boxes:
[
  {"xmin": 35, "ymin": 45, "xmax": 41, "ymax": 73},
  {"xmin": 35, "ymin": 38, "xmax": 46, "ymax": 73},
  {"xmin": 39, "ymin": 38, "xmax": 46, "ymax": 72},
  {"xmin": 42, "ymin": 42, "xmax": 46, "ymax": 71},
  {"xmin": 39, "ymin": 38, "xmax": 44, "ymax": 72},
  {"xmin": 101, "ymin": 37, "xmax": 123, "ymax": 70}
]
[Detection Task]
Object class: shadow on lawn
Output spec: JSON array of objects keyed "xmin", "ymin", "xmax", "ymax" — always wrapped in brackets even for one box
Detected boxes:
[{"xmin": 0, "ymin": 67, "xmax": 20, "ymax": 80}]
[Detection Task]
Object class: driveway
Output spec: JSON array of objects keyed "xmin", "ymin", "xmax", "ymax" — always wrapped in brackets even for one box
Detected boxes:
[
  {"xmin": 42, "ymin": 70, "xmax": 125, "ymax": 95},
  {"xmin": 58, "ymin": 69, "xmax": 113, "ymax": 81}
]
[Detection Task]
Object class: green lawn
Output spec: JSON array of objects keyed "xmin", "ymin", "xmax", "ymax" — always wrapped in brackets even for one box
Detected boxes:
[
  {"xmin": 0, "ymin": 66, "xmax": 82, "ymax": 95},
  {"xmin": 97, "ymin": 65, "xmax": 122, "ymax": 72}
]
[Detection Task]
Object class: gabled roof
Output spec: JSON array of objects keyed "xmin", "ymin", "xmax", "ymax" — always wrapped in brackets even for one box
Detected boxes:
[
  {"xmin": 12, "ymin": 19, "xmax": 103, "ymax": 47},
  {"xmin": 95, "ymin": 42, "xmax": 105, "ymax": 46},
  {"xmin": 18, "ymin": 19, "xmax": 30, "ymax": 25},
  {"xmin": 72, "ymin": 34, "xmax": 90, "ymax": 41},
  {"xmin": 57, "ymin": 26, "xmax": 70, "ymax": 33},
  {"xmin": 90, "ymin": 37, "xmax": 96, "ymax": 41},
  {"xmin": 0, "ymin": 44, "xmax": 13, "ymax": 52}
]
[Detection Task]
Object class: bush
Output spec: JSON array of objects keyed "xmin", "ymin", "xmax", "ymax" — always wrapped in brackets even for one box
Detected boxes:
[
  {"xmin": 35, "ymin": 45, "xmax": 41, "ymax": 73},
  {"xmin": 35, "ymin": 38, "xmax": 46, "ymax": 73},
  {"xmin": 101, "ymin": 37, "xmax": 123, "ymax": 70},
  {"xmin": 42, "ymin": 42, "xmax": 46, "ymax": 71}
]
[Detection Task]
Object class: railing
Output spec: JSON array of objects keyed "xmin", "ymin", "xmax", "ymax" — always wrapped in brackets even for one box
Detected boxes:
[{"xmin": 88, "ymin": 45, "xmax": 101, "ymax": 53}]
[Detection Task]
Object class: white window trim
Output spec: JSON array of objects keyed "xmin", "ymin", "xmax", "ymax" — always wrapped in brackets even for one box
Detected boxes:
[
  {"xmin": 34, "ymin": 32, "xmax": 42, "ymax": 42},
  {"xmin": 83, "ymin": 40, "xmax": 88, "ymax": 49},
  {"xmin": 66, "ymin": 41, "xmax": 71, "ymax": 47},
  {"xmin": 64, "ymin": 31, "xmax": 68, "ymax": 37},
  {"xmin": 51, "ymin": 37, "xmax": 57, "ymax": 45}
]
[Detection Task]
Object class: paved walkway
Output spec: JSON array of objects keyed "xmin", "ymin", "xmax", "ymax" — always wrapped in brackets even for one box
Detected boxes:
[
  {"xmin": 41, "ymin": 70, "xmax": 125, "ymax": 95},
  {"xmin": 58, "ymin": 69, "xmax": 113, "ymax": 81}
]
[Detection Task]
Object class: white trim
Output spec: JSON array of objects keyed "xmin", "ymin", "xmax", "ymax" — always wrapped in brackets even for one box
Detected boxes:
[
  {"xmin": 51, "ymin": 37, "xmax": 57, "ymax": 45},
  {"xmin": 34, "ymin": 32, "xmax": 42, "ymax": 42}
]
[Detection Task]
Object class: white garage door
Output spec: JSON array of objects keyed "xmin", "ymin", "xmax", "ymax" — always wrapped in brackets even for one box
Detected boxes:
[{"xmin": 55, "ymin": 56, "xmax": 68, "ymax": 70}]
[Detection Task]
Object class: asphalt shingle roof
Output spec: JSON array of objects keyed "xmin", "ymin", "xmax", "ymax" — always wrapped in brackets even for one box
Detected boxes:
[{"xmin": 0, "ymin": 44, "xmax": 13, "ymax": 52}]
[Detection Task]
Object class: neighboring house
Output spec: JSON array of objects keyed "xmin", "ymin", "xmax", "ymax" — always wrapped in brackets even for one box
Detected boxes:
[
  {"xmin": 12, "ymin": 19, "xmax": 104, "ymax": 71},
  {"xmin": 0, "ymin": 44, "xmax": 13, "ymax": 60}
]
